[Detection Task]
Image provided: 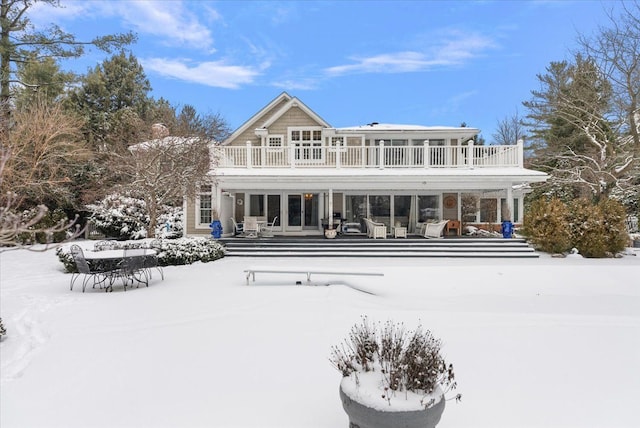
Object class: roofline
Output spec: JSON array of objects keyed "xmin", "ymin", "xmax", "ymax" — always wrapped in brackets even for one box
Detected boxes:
[
  {"xmin": 261, "ymin": 96, "xmax": 331, "ymax": 129},
  {"xmin": 222, "ymin": 92, "xmax": 293, "ymax": 145}
]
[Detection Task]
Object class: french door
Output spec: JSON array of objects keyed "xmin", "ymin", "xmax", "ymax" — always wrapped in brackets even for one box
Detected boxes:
[{"xmin": 286, "ymin": 193, "xmax": 319, "ymax": 231}]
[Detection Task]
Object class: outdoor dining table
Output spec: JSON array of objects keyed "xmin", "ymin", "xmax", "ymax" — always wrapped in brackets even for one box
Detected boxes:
[{"xmin": 83, "ymin": 249, "xmax": 158, "ymax": 288}]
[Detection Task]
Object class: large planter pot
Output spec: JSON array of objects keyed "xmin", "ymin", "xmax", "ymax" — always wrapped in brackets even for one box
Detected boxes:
[
  {"xmin": 325, "ymin": 228, "xmax": 338, "ymax": 239},
  {"xmin": 339, "ymin": 384, "xmax": 445, "ymax": 428}
]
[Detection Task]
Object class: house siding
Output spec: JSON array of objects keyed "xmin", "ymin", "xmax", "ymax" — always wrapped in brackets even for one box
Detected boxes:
[{"xmin": 227, "ymin": 98, "xmax": 290, "ymax": 146}]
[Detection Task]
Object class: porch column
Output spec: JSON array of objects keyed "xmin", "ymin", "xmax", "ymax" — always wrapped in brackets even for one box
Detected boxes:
[
  {"xmin": 215, "ymin": 184, "xmax": 222, "ymax": 221},
  {"xmin": 506, "ymin": 185, "xmax": 513, "ymax": 222},
  {"xmin": 328, "ymin": 188, "xmax": 334, "ymax": 229}
]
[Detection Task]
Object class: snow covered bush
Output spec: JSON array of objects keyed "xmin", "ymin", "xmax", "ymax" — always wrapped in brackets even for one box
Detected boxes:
[
  {"xmin": 0, "ymin": 317, "xmax": 6, "ymax": 339},
  {"xmin": 56, "ymin": 237, "xmax": 225, "ymax": 273},
  {"xmin": 150, "ymin": 237, "xmax": 224, "ymax": 266},
  {"xmin": 16, "ymin": 208, "xmax": 72, "ymax": 244},
  {"xmin": 86, "ymin": 194, "xmax": 183, "ymax": 240},
  {"xmin": 86, "ymin": 194, "xmax": 149, "ymax": 240},
  {"xmin": 525, "ymin": 197, "xmax": 628, "ymax": 257},
  {"xmin": 330, "ymin": 316, "xmax": 460, "ymax": 409},
  {"xmin": 568, "ymin": 198, "xmax": 627, "ymax": 258},
  {"xmin": 524, "ymin": 197, "xmax": 572, "ymax": 254},
  {"xmin": 155, "ymin": 206, "xmax": 183, "ymax": 239}
]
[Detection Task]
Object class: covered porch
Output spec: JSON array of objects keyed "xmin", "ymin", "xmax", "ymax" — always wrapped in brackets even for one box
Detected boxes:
[{"xmin": 205, "ymin": 168, "xmax": 547, "ymax": 239}]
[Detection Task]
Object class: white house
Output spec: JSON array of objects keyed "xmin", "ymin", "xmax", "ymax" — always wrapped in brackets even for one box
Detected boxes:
[{"xmin": 184, "ymin": 92, "xmax": 548, "ymax": 238}]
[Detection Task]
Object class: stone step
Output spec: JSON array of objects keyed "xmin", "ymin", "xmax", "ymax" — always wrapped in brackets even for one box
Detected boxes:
[{"xmin": 219, "ymin": 237, "xmax": 539, "ymax": 258}]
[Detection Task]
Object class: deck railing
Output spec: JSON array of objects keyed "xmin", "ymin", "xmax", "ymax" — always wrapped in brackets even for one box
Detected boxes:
[{"xmin": 214, "ymin": 141, "xmax": 523, "ymax": 169}]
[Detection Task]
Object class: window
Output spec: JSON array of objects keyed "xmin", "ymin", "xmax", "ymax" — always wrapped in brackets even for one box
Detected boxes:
[
  {"xmin": 289, "ymin": 127, "xmax": 323, "ymax": 161},
  {"xmin": 480, "ymin": 198, "xmax": 498, "ymax": 223},
  {"xmin": 249, "ymin": 194, "xmax": 265, "ymax": 217},
  {"xmin": 330, "ymin": 136, "xmax": 345, "ymax": 147},
  {"xmin": 393, "ymin": 195, "xmax": 411, "ymax": 227},
  {"xmin": 418, "ymin": 195, "xmax": 439, "ymax": 222},
  {"xmin": 267, "ymin": 135, "xmax": 283, "ymax": 149},
  {"xmin": 198, "ymin": 187, "xmax": 212, "ymax": 226}
]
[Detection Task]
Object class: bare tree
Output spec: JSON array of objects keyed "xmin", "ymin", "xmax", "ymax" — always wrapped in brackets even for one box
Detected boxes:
[
  {"xmin": 3, "ymin": 98, "xmax": 91, "ymax": 206},
  {"xmin": 114, "ymin": 134, "xmax": 213, "ymax": 237},
  {"xmin": 492, "ymin": 109, "xmax": 526, "ymax": 145},
  {"xmin": 0, "ymin": 98, "xmax": 88, "ymax": 249},
  {"xmin": 0, "ymin": 149, "xmax": 80, "ymax": 250},
  {"xmin": 577, "ymin": 1, "xmax": 640, "ymax": 157}
]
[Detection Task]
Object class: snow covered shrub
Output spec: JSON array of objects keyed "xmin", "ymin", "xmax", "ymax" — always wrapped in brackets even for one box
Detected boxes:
[
  {"xmin": 0, "ymin": 317, "xmax": 6, "ymax": 339},
  {"xmin": 330, "ymin": 316, "xmax": 460, "ymax": 408},
  {"xmin": 17, "ymin": 208, "xmax": 70, "ymax": 244},
  {"xmin": 56, "ymin": 247, "xmax": 76, "ymax": 273},
  {"xmin": 150, "ymin": 237, "xmax": 224, "ymax": 266},
  {"xmin": 57, "ymin": 237, "xmax": 225, "ymax": 273},
  {"xmin": 155, "ymin": 207, "xmax": 183, "ymax": 239},
  {"xmin": 86, "ymin": 194, "xmax": 183, "ymax": 240},
  {"xmin": 568, "ymin": 198, "xmax": 627, "ymax": 258},
  {"xmin": 86, "ymin": 194, "xmax": 149, "ymax": 240},
  {"xmin": 524, "ymin": 198, "xmax": 572, "ymax": 254}
]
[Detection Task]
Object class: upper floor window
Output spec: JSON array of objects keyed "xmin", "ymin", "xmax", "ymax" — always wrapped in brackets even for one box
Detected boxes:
[{"xmin": 267, "ymin": 135, "xmax": 283, "ymax": 149}]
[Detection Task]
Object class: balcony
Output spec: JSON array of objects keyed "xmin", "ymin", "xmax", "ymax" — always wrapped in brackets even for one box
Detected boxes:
[{"xmin": 214, "ymin": 141, "xmax": 524, "ymax": 169}]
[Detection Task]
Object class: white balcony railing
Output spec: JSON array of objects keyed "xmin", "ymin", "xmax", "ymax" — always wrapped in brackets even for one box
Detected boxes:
[{"xmin": 214, "ymin": 141, "xmax": 523, "ymax": 169}]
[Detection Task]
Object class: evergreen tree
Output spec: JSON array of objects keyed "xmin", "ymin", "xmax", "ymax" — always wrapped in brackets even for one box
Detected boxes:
[
  {"xmin": 0, "ymin": 0, "xmax": 134, "ymax": 123},
  {"xmin": 69, "ymin": 51, "xmax": 151, "ymax": 152}
]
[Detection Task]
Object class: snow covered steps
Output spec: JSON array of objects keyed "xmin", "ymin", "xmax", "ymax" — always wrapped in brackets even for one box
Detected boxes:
[{"xmin": 220, "ymin": 237, "xmax": 539, "ymax": 258}]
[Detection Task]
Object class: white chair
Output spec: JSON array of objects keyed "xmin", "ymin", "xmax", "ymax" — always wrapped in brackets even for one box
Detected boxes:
[
  {"xmin": 243, "ymin": 216, "xmax": 259, "ymax": 238},
  {"xmin": 230, "ymin": 217, "xmax": 244, "ymax": 236},
  {"xmin": 423, "ymin": 220, "xmax": 449, "ymax": 238},
  {"xmin": 260, "ymin": 216, "xmax": 278, "ymax": 237},
  {"xmin": 364, "ymin": 218, "xmax": 387, "ymax": 239}
]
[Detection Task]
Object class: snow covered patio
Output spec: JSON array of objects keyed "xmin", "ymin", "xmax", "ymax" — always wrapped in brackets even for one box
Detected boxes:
[{"xmin": 1, "ymin": 246, "xmax": 639, "ymax": 428}]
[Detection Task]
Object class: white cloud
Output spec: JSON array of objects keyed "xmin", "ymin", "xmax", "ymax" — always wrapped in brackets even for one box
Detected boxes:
[
  {"xmin": 142, "ymin": 58, "xmax": 260, "ymax": 89},
  {"xmin": 102, "ymin": 1, "xmax": 215, "ymax": 51},
  {"xmin": 325, "ymin": 31, "xmax": 497, "ymax": 77},
  {"xmin": 32, "ymin": 0, "xmax": 216, "ymax": 52},
  {"xmin": 271, "ymin": 78, "xmax": 319, "ymax": 91}
]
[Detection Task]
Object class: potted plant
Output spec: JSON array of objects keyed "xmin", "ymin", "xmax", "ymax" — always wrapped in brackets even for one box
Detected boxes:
[{"xmin": 330, "ymin": 317, "xmax": 460, "ymax": 428}]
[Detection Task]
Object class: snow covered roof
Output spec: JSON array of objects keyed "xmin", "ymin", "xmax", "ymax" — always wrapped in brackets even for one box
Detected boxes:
[{"xmin": 336, "ymin": 123, "xmax": 477, "ymax": 132}]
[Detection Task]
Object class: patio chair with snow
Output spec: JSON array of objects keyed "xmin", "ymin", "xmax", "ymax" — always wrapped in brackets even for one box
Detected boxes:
[
  {"xmin": 260, "ymin": 216, "xmax": 278, "ymax": 237},
  {"xmin": 243, "ymin": 216, "xmax": 259, "ymax": 238},
  {"xmin": 70, "ymin": 245, "xmax": 109, "ymax": 292},
  {"xmin": 231, "ymin": 217, "xmax": 244, "ymax": 236}
]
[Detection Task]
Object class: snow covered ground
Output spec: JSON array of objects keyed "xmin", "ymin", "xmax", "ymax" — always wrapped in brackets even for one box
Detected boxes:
[{"xmin": 1, "ymin": 243, "xmax": 639, "ymax": 428}]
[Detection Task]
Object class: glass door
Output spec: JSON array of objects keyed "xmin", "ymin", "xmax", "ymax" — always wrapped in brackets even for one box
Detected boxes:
[
  {"xmin": 287, "ymin": 195, "xmax": 302, "ymax": 231},
  {"xmin": 286, "ymin": 193, "xmax": 319, "ymax": 231}
]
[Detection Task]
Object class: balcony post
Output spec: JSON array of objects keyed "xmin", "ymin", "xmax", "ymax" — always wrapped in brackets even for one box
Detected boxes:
[
  {"xmin": 517, "ymin": 139, "xmax": 524, "ymax": 168},
  {"xmin": 246, "ymin": 141, "xmax": 252, "ymax": 169},
  {"xmin": 290, "ymin": 143, "xmax": 295, "ymax": 168},
  {"xmin": 423, "ymin": 140, "xmax": 430, "ymax": 168},
  {"xmin": 378, "ymin": 140, "xmax": 385, "ymax": 169},
  {"xmin": 468, "ymin": 140, "xmax": 475, "ymax": 169},
  {"xmin": 336, "ymin": 140, "xmax": 342, "ymax": 169}
]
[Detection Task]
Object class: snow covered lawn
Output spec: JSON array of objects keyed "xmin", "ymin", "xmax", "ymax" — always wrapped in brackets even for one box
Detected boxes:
[{"xmin": 1, "ymin": 244, "xmax": 639, "ymax": 428}]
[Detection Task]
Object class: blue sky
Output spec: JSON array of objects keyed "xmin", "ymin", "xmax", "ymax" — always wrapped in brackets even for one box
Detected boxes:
[{"xmin": 31, "ymin": 0, "xmax": 620, "ymax": 142}]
